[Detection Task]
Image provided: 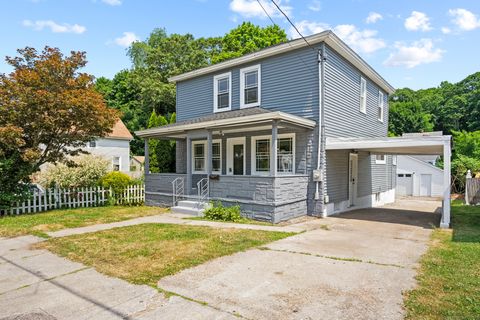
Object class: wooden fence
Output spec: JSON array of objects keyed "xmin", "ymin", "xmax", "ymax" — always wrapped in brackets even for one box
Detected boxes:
[
  {"xmin": 0, "ymin": 184, "xmax": 145, "ymax": 216},
  {"xmin": 465, "ymin": 178, "xmax": 480, "ymax": 205}
]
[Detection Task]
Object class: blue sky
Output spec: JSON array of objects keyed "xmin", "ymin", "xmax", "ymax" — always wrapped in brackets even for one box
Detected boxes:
[{"xmin": 1, "ymin": 0, "xmax": 480, "ymax": 89}]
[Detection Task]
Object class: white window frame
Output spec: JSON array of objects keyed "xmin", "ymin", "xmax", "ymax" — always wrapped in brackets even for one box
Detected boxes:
[
  {"xmin": 240, "ymin": 64, "xmax": 261, "ymax": 109},
  {"xmin": 360, "ymin": 77, "xmax": 367, "ymax": 114},
  {"xmin": 112, "ymin": 156, "xmax": 121, "ymax": 171},
  {"xmin": 213, "ymin": 72, "xmax": 232, "ymax": 113},
  {"xmin": 378, "ymin": 91, "xmax": 384, "ymax": 122},
  {"xmin": 251, "ymin": 133, "xmax": 296, "ymax": 176},
  {"xmin": 192, "ymin": 139, "xmax": 222, "ymax": 174},
  {"xmin": 375, "ymin": 154, "xmax": 386, "ymax": 164}
]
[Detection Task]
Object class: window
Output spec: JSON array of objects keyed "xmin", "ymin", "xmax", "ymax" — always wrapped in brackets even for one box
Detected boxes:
[
  {"xmin": 240, "ymin": 65, "xmax": 261, "ymax": 108},
  {"xmin": 89, "ymin": 141, "xmax": 96, "ymax": 148},
  {"xmin": 398, "ymin": 174, "xmax": 404, "ymax": 177},
  {"xmin": 192, "ymin": 140, "xmax": 222, "ymax": 173},
  {"xmin": 405, "ymin": 174, "xmax": 412, "ymax": 177},
  {"xmin": 375, "ymin": 154, "xmax": 386, "ymax": 164},
  {"xmin": 213, "ymin": 73, "xmax": 231, "ymax": 112},
  {"xmin": 251, "ymin": 134, "xmax": 295, "ymax": 175},
  {"xmin": 193, "ymin": 143, "xmax": 205, "ymax": 173},
  {"xmin": 378, "ymin": 91, "xmax": 384, "ymax": 122},
  {"xmin": 360, "ymin": 77, "xmax": 367, "ymax": 114},
  {"xmin": 112, "ymin": 157, "xmax": 120, "ymax": 171}
]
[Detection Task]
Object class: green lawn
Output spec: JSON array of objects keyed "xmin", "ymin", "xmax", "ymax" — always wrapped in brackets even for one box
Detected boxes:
[
  {"xmin": 36, "ymin": 223, "xmax": 294, "ymax": 287},
  {"xmin": 187, "ymin": 216, "xmax": 274, "ymax": 226},
  {"xmin": 0, "ymin": 206, "xmax": 167, "ymax": 238},
  {"xmin": 404, "ymin": 201, "xmax": 480, "ymax": 319}
]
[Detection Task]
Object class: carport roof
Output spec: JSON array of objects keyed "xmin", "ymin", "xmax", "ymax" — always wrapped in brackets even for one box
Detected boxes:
[{"xmin": 326, "ymin": 135, "xmax": 451, "ymax": 155}]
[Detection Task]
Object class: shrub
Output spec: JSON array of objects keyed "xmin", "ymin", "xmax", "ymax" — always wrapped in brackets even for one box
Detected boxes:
[
  {"xmin": 99, "ymin": 171, "xmax": 132, "ymax": 195},
  {"xmin": 203, "ymin": 201, "xmax": 243, "ymax": 222},
  {"xmin": 37, "ymin": 155, "xmax": 110, "ymax": 189}
]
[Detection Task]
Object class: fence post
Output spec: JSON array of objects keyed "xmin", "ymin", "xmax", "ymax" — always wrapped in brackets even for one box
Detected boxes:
[{"xmin": 465, "ymin": 170, "xmax": 472, "ymax": 205}]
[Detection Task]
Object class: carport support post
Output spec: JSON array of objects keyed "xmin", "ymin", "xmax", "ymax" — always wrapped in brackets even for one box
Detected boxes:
[
  {"xmin": 441, "ymin": 139, "xmax": 451, "ymax": 228},
  {"xmin": 144, "ymin": 138, "xmax": 150, "ymax": 174}
]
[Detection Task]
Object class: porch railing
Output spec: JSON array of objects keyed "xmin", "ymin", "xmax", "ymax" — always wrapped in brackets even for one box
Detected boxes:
[
  {"xmin": 172, "ymin": 177, "xmax": 185, "ymax": 206},
  {"xmin": 197, "ymin": 178, "xmax": 209, "ymax": 207}
]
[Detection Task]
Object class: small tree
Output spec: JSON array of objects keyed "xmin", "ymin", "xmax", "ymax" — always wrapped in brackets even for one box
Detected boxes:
[{"xmin": 0, "ymin": 47, "xmax": 118, "ymax": 208}]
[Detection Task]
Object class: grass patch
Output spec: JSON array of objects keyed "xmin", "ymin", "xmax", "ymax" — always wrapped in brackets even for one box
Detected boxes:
[
  {"xmin": 404, "ymin": 201, "xmax": 480, "ymax": 319},
  {"xmin": 35, "ymin": 223, "xmax": 294, "ymax": 287},
  {"xmin": 0, "ymin": 206, "xmax": 167, "ymax": 238},
  {"xmin": 187, "ymin": 216, "xmax": 274, "ymax": 226}
]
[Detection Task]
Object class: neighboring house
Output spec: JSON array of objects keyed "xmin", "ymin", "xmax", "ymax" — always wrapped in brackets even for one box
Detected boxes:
[
  {"xmin": 396, "ymin": 155, "xmax": 444, "ymax": 197},
  {"xmin": 136, "ymin": 30, "xmax": 452, "ymax": 227},
  {"xmin": 130, "ymin": 156, "xmax": 145, "ymax": 173},
  {"xmin": 86, "ymin": 119, "xmax": 133, "ymax": 173}
]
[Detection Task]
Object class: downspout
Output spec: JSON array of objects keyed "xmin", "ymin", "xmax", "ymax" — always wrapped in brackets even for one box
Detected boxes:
[{"xmin": 315, "ymin": 43, "xmax": 327, "ymax": 217}]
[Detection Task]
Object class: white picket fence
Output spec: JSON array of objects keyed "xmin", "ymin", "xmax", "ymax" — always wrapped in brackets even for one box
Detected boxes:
[{"xmin": 0, "ymin": 184, "xmax": 145, "ymax": 216}]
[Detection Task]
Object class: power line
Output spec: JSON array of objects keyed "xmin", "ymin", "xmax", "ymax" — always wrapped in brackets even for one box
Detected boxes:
[
  {"xmin": 256, "ymin": 0, "xmax": 277, "ymax": 27},
  {"xmin": 269, "ymin": 0, "xmax": 316, "ymax": 53}
]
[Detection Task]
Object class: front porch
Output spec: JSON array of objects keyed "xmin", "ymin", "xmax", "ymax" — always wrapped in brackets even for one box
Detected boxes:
[{"xmin": 136, "ymin": 108, "xmax": 318, "ymax": 223}]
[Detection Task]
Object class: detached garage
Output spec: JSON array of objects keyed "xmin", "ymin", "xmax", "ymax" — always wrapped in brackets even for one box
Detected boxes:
[{"xmin": 396, "ymin": 155, "xmax": 444, "ymax": 197}]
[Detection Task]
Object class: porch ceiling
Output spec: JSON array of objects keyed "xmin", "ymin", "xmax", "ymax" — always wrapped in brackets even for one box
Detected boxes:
[
  {"xmin": 135, "ymin": 108, "xmax": 316, "ymax": 139},
  {"xmin": 325, "ymin": 135, "xmax": 451, "ymax": 155}
]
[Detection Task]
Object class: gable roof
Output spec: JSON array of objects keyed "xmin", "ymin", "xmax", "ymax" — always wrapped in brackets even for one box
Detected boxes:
[
  {"xmin": 107, "ymin": 119, "xmax": 133, "ymax": 140},
  {"xmin": 168, "ymin": 30, "xmax": 395, "ymax": 95},
  {"xmin": 132, "ymin": 156, "xmax": 145, "ymax": 164}
]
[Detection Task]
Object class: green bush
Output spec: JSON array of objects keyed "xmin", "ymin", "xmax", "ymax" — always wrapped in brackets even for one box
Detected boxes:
[
  {"xmin": 99, "ymin": 171, "xmax": 132, "ymax": 195},
  {"xmin": 203, "ymin": 201, "xmax": 243, "ymax": 222}
]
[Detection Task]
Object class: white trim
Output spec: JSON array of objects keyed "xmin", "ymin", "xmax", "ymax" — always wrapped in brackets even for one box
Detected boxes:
[
  {"xmin": 226, "ymin": 137, "xmax": 246, "ymax": 175},
  {"xmin": 213, "ymin": 72, "xmax": 232, "ymax": 113},
  {"xmin": 378, "ymin": 91, "xmax": 384, "ymax": 122},
  {"xmin": 168, "ymin": 31, "xmax": 395, "ymax": 95},
  {"xmin": 360, "ymin": 77, "xmax": 367, "ymax": 114},
  {"xmin": 240, "ymin": 64, "xmax": 261, "ymax": 109},
  {"xmin": 251, "ymin": 133, "xmax": 296, "ymax": 176},
  {"xmin": 191, "ymin": 139, "xmax": 222, "ymax": 174},
  {"xmin": 375, "ymin": 154, "xmax": 386, "ymax": 164},
  {"xmin": 136, "ymin": 111, "xmax": 316, "ymax": 138},
  {"xmin": 112, "ymin": 156, "xmax": 121, "ymax": 171}
]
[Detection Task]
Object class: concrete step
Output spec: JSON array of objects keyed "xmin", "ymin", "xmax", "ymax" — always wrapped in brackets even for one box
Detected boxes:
[
  {"xmin": 177, "ymin": 200, "xmax": 209, "ymax": 209},
  {"xmin": 171, "ymin": 206, "xmax": 205, "ymax": 216}
]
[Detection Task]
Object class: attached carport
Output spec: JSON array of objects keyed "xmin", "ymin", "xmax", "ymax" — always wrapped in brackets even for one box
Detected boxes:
[{"xmin": 326, "ymin": 135, "xmax": 452, "ymax": 228}]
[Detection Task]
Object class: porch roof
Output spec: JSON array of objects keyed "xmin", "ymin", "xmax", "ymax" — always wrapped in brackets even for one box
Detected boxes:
[
  {"xmin": 325, "ymin": 135, "xmax": 451, "ymax": 155},
  {"xmin": 135, "ymin": 108, "xmax": 317, "ymax": 139}
]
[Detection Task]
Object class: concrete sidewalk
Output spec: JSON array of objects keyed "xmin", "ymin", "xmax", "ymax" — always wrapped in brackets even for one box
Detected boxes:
[{"xmin": 46, "ymin": 213, "xmax": 307, "ymax": 238}]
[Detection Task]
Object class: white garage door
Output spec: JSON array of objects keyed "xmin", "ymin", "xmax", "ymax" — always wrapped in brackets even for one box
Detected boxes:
[
  {"xmin": 397, "ymin": 173, "xmax": 413, "ymax": 196},
  {"xmin": 420, "ymin": 174, "xmax": 432, "ymax": 196}
]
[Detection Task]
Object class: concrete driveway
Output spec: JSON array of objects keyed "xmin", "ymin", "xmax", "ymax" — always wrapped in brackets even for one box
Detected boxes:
[
  {"xmin": 0, "ymin": 199, "xmax": 440, "ymax": 320},
  {"xmin": 159, "ymin": 199, "xmax": 441, "ymax": 320}
]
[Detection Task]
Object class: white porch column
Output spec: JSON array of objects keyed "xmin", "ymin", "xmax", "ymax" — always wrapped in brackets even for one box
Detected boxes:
[
  {"xmin": 207, "ymin": 130, "xmax": 213, "ymax": 175},
  {"xmin": 186, "ymin": 136, "xmax": 192, "ymax": 195},
  {"xmin": 270, "ymin": 120, "xmax": 278, "ymax": 176},
  {"xmin": 144, "ymin": 138, "xmax": 150, "ymax": 174},
  {"xmin": 441, "ymin": 139, "xmax": 451, "ymax": 228}
]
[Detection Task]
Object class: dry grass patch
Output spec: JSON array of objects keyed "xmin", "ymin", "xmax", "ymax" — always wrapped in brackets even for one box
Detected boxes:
[
  {"xmin": 0, "ymin": 206, "xmax": 167, "ymax": 238},
  {"xmin": 36, "ymin": 223, "xmax": 294, "ymax": 287}
]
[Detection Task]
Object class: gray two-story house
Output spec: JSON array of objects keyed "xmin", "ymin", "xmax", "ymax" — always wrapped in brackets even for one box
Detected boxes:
[{"xmin": 136, "ymin": 30, "xmax": 453, "ymax": 227}]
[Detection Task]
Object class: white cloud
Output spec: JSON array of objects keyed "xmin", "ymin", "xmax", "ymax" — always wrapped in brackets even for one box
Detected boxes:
[
  {"xmin": 449, "ymin": 8, "xmax": 480, "ymax": 31},
  {"xmin": 102, "ymin": 0, "xmax": 121, "ymax": 5},
  {"xmin": 404, "ymin": 11, "xmax": 432, "ymax": 31},
  {"xmin": 22, "ymin": 20, "xmax": 86, "ymax": 34},
  {"xmin": 366, "ymin": 12, "xmax": 383, "ymax": 24},
  {"xmin": 384, "ymin": 39, "xmax": 444, "ymax": 68},
  {"xmin": 229, "ymin": 0, "xmax": 292, "ymax": 19},
  {"xmin": 291, "ymin": 21, "xmax": 386, "ymax": 54},
  {"xmin": 308, "ymin": 0, "xmax": 321, "ymax": 12},
  {"xmin": 441, "ymin": 27, "xmax": 451, "ymax": 34},
  {"xmin": 114, "ymin": 32, "xmax": 139, "ymax": 47}
]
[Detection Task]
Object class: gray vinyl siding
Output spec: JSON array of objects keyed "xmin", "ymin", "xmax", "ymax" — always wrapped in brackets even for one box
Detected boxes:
[
  {"xmin": 176, "ymin": 46, "xmax": 319, "ymax": 122},
  {"xmin": 326, "ymin": 150, "xmax": 349, "ymax": 202},
  {"xmin": 324, "ymin": 45, "xmax": 388, "ymax": 138}
]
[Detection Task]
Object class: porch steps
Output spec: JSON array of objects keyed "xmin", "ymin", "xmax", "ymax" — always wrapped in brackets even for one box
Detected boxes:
[{"xmin": 171, "ymin": 200, "xmax": 210, "ymax": 216}]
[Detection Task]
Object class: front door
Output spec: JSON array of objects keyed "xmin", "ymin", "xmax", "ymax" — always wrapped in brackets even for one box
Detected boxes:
[
  {"xmin": 349, "ymin": 153, "xmax": 358, "ymax": 206},
  {"xmin": 227, "ymin": 138, "xmax": 245, "ymax": 175}
]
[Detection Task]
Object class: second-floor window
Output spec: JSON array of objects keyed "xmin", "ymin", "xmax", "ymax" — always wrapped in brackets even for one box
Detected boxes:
[
  {"xmin": 360, "ymin": 77, "xmax": 367, "ymax": 114},
  {"xmin": 240, "ymin": 65, "xmax": 261, "ymax": 108},
  {"xmin": 378, "ymin": 91, "xmax": 384, "ymax": 122},
  {"xmin": 213, "ymin": 72, "xmax": 231, "ymax": 113}
]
